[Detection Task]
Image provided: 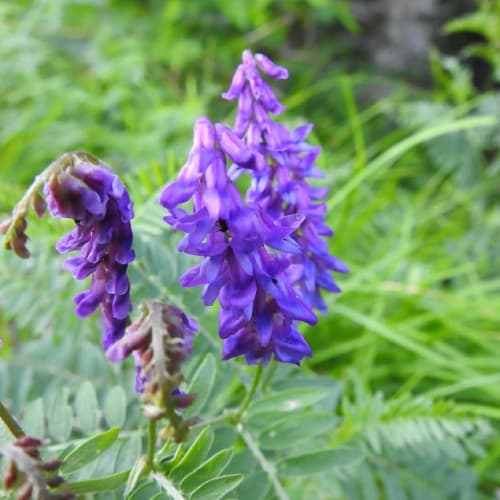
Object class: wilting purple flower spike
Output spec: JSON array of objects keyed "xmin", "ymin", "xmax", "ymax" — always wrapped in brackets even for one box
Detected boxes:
[
  {"xmin": 108, "ymin": 301, "xmax": 197, "ymax": 441},
  {"xmin": 44, "ymin": 154, "xmax": 134, "ymax": 350}
]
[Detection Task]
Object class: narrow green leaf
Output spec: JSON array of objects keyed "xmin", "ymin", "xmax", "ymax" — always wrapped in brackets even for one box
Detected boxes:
[
  {"xmin": 258, "ymin": 412, "xmax": 340, "ymax": 450},
  {"xmin": 125, "ymin": 456, "xmax": 148, "ymax": 497},
  {"xmin": 126, "ymin": 478, "xmax": 160, "ymax": 500},
  {"xmin": 180, "ymin": 449, "xmax": 232, "ymax": 493},
  {"xmin": 48, "ymin": 387, "xmax": 72, "ymax": 442},
  {"xmin": 169, "ymin": 427, "xmax": 214, "ymax": 482},
  {"xmin": 184, "ymin": 354, "xmax": 216, "ymax": 417},
  {"xmin": 189, "ymin": 474, "xmax": 244, "ymax": 500},
  {"xmin": 235, "ymin": 471, "xmax": 270, "ymax": 500},
  {"xmin": 104, "ymin": 386, "xmax": 127, "ymax": 428},
  {"xmin": 75, "ymin": 381, "xmax": 98, "ymax": 435},
  {"xmin": 278, "ymin": 446, "xmax": 364, "ymax": 476},
  {"xmin": 22, "ymin": 398, "xmax": 45, "ymax": 438},
  {"xmin": 248, "ymin": 387, "xmax": 331, "ymax": 416},
  {"xmin": 63, "ymin": 470, "xmax": 129, "ymax": 494},
  {"xmin": 61, "ymin": 427, "xmax": 120, "ymax": 474}
]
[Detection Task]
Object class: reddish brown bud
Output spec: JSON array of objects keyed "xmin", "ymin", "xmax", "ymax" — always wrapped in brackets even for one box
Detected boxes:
[
  {"xmin": 15, "ymin": 436, "xmax": 43, "ymax": 449},
  {"xmin": 32, "ymin": 192, "xmax": 47, "ymax": 218},
  {"xmin": 39, "ymin": 459, "xmax": 62, "ymax": 472},
  {"xmin": 3, "ymin": 461, "xmax": 18, "ymax": 490},
  {"xmin": 47, "ymin": 475, "xmax": 65, "ymax": 488}
]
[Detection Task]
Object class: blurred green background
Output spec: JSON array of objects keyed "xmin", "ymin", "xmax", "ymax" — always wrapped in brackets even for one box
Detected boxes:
[{"xmin": 0, "ymin": 0, "xmax": 499, "ymax": 498}]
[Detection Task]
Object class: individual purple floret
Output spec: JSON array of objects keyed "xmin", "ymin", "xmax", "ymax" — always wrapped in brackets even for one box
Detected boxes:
[
  {"xmin": 44, "ymin": 154, "xmax": 135, "ymax": 350},
  {"xmin": 222, "ymin": 49, "xmax": 348, "ymax": 312},
  {"xmin": 160, "ymin": 117, "xmax": 316, "ymax": 365}
]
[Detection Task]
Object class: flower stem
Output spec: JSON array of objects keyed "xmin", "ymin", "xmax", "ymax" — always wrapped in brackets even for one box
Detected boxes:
[
  {"xmin": 145, "ymin": 419, "xmax": 157, "ymax": 472},
  {"xmin": 0, "ymin": 400, "xmax": 25, "ymax": 438},
  {"xmin": 236, "ymin": 364, "xmax": 263, "ymax": 421}
]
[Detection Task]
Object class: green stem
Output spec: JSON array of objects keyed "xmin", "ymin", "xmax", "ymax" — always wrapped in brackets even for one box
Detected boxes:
[
  {"xmin": 236, "ymin": 364, "xmax": 263, "ymax": 421},
  {"xmin": 146, "ymin": 419, "xmax": 157, "ymax": 472},
  {"xmin": 238, "ymin": 425, "xmax": 289, "ymax": 500},
  {"xmin": 0, "ymin": 400, "xmax": 25, "ymax": 438}
]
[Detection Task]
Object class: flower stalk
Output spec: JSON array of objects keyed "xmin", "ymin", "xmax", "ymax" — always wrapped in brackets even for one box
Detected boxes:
[{"xmin": 0, "ymin": 400, "xmax": 24, "ymax": 439}]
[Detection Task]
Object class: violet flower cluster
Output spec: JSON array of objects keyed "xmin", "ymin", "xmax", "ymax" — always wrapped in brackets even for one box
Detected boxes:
[
  {"xmin": 160, "ymin": 50, "xmax": 347, "ymax": 366},
  {"xmin": 44, "ymin": 155, "xmax": 135, "ymax": 351}
]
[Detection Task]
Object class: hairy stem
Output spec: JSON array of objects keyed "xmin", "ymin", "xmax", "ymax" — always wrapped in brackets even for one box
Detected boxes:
[
  {"xmin": 0, "ymin": 400, "xmax": 25, "ymax": 438},
  {"xmin": 238, "ymin": 425, "xmax": 289, "ymax": 500}
]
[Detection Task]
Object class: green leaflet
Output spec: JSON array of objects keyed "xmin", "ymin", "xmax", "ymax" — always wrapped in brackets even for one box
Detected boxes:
[
  {"xmin": 168, "ymin": 427, "xmax": 214, "ymax": 482},
  {"xmin": 61, "ymin": 427, "xmax": 120, "ymax": 475},
  {"xmin": 189, "ymin": 474, "xmax": 244, "ymax": 500},
  {"xmin": 278, "ymin": 446, "xmax": 364, "ymax": 476},
  {"xmin": 74, "ymin": 381, "xmax": 99, "ymax": 435},
  {"xmin": 180, "ymin": 449, "xmax": 232, "ymax": 493}
]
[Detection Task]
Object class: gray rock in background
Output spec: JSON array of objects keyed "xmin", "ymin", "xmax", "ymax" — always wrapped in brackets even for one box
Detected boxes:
[{"xmin": 349, "ymin": 0, "xmax": 475, "ymax": 75}]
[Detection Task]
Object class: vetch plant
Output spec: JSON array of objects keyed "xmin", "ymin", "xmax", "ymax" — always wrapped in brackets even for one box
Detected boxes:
[{"xmin": 2, "ymin": 49, "xmax": 487, "ymax": 500}]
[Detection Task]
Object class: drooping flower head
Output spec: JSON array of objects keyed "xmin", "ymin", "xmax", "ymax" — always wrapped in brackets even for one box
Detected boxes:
[
  {"xmin": 107, "ymin": 301, "xmax": 198, "ymax": 441},
  {"xmin": 44, "ymin": 153, "xmax": 135, "ymax": 350},
  {"xmin": 222, "ymin": 49, "xmax": 349, "ymax": 312},
  {"xmin": 1, "ymin": 435, "xmax": 73, "ymax": 499}
]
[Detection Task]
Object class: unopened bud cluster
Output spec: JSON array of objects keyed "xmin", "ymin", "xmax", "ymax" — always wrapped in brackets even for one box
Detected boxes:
[
  {"xmin": 107, "ymin": 301, "xmax": 198, "ymax": 441},
  {"xmin": 1, "ymin": 436, "xmax": 73, "ymax": 500}
]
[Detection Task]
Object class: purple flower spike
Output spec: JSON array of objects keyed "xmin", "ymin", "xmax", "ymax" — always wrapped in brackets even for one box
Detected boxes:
[
  {"xmin": 225, "ymin": 50, "xmax": 348, "ymax": 312},
  {"xmin": 161, "ymin": 115, "xmax": 316, "ymax": 366},
  {"xmin": 44, "ymin": 154, "xmax": 135, "ymax": 350}
]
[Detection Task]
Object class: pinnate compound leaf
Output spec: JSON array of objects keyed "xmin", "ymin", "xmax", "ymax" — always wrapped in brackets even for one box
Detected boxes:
[
  {"xmin": 278, "ymin": 446, "xmax": 364, "ymax": 476},
  {"xmin": 184, "ymin": 353, "xmax": 216, "ymax": 417},
  {"xmin": 75, "ymin": 381, "xmax": 99, "ymax": 434},
  {"xmin": 61, "ymin": 427, "xmax": 120, "ymax": 474},
  {"xmin": 180, "ymin": 448, "xmax": 232, "ymax": 493},
  {"xmin": 104, "ymin": 385, "xmax": 127, "ymax": 428},
  {"xmin": 189, "ymin": 474, "xmax": 244, "ymax": 500},
  {"xmin": 63, "ymin": 470, "xmax": 129, "ymax": 494},
  {"xmin": 169, "ymin": 426, "xmax": 214, "ymax": 482}
]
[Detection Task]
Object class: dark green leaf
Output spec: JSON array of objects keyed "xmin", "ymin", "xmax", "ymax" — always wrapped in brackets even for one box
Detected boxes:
[
  {"xmin": 61, "ymin": 427, "xmax": 120, "ymax": 474},
  {"xmin": 248, "ymin": 387, "xmax": 331, "ymax": 416},
  {"xmin": 189, "ymin": 474, "xmax": 244, "ymax": 500},
  {"xmin": 169, "ymin": 426, "xmax": 213, "ymax": 482},
  {"xmin": 64, "ymin": 470, "xmax": 129, "ymax": 494},
  {"xmin": 257, "ymin": 412, "xmax": 340, "ymax": 450},
  {"xmin": 180, "ymin": 449, "xmax": 232, "ymax": 493},
  {"xmin": 278, "ymin": 446, "xmax": 364, "ymax": 476}
]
